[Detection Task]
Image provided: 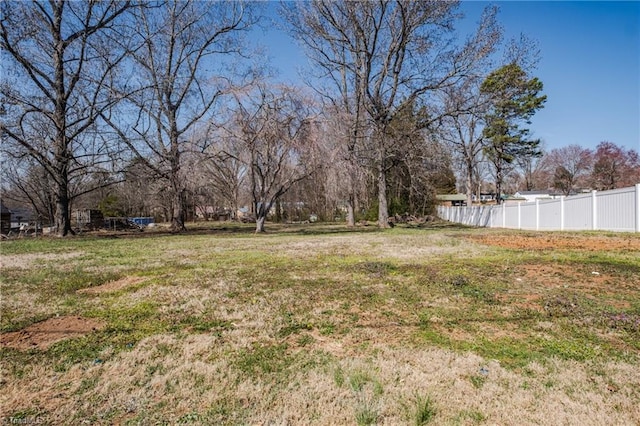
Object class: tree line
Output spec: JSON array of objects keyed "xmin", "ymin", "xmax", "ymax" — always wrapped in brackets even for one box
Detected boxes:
[
  {"xmin": 514, "ymin": 142, "xmax": 640, "ymax": 197},
  {"xmin": 1, "ymin": 1, "xmax": 637, "ymax": 235}
]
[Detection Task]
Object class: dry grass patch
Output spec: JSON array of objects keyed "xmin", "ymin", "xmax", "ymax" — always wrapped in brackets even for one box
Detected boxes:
[
  {"xmin": 269, "ymin": 231, "xmax": 487, "ymax": 261},
  {"xmin": 0, "ymin": 251, "xmax": 84, "ymax": 269},
  {"xmin": 1, "ymin": 225, "xmax": 638, "ymax": 424},
  {"xmin": 76, "ymin": 276, "xmax": 147, "ymax": 295},
  {"xmin": 4, "ymin": 336, "xmax": 637, "ymax": 424}
]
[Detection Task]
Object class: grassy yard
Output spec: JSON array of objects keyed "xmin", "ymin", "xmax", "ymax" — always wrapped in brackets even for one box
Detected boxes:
[{"xmin": 1, "ymin": 223, "xmax": 639, "ymax": 425}]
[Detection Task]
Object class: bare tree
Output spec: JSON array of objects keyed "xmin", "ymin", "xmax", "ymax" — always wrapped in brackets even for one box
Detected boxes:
[
  {"xmin": 203, "ymin": 132, "xmax": 249, "ymax": 220},
  {"xmin": 101, "ymin": 0, "xmax": 255, "ymax": 231},
  {"xmin": 591, "ymin": 141, "xmax": 640, "ymax": 190},
  {"xmin": 282, "ymin": 2, "xmax": 367, "ymax": 227},
  {"xmin": 441, "ymin": 29, "xmax": 544, "ymax": 204},
  {"xmin": 538, "ymin": 145, "xmax": 593, "ymax": 195},
  {"xmin": 1, "ymin": 1, "xmax": 133, "ymax": 235},
  {"xmin": 515, "ymin": 142, "xmax": 547, "ymax": 191},
  {"xmin": 285, "ymin": 1, "xmax": 501, "ymax": 227},
  {"xmin": 312, "ymin": 106, "xmax": 370, "ymax": 225},
  {"xmin": 440, "ymin": 79, "xmax": 489, "ymax": 205},
  {"xmin": 0, "ymin": 158, "xmax": 56, "ymax": 226},
  {"xmin": 224, "ymin": 85, "xmax": 319, "ymax": 232}
]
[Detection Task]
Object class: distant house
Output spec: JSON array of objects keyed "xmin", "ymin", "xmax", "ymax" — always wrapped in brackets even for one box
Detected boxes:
[
  {"xmin": 8, "ymin": 207, "xmax": 34, "ymax": 229},
  {"xmin": 472, "ymin": 193, "xmax": 499, "ymax": 203},
  {"xmin": 74, "ymin": 209, "xmax": 104, "ymax": 230},
  {"xmin": 196, "ymin": 206, "xmax": 232, "ymax": 221},
  {"xmin": 436, "ymin": 194, "xmax": 467, "ymax": 206},
  {"xmin": 503, "ymin": 195, "xmax": 527, "ymax": 205},
  {"xmin": 195, "ymin": 205, "xmax": 216, "ymax": 220},
  {"xmin": 236, "ymin": 206, "xmax": 254, "ymax": 223},
  {"xmin": 513, "ymin": 190, "xmax": 562, "ymax": 203}
]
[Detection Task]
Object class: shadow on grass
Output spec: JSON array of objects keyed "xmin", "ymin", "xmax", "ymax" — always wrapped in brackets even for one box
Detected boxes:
[{"xmin": 60, "ymin": 220, "xmax": 474, "ymax": 240}]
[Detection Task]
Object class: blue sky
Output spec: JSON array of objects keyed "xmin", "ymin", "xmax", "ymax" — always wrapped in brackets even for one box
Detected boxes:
[
  {"xmin": 256, "ymin": 1, "xmax": 640, "ymax": 153},
  {"xmin": 488, "ymin": 1, "xmax": 640, "ymax": 152}
]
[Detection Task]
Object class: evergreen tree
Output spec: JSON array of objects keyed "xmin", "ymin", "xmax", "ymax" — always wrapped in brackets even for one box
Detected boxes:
[{"xmin": 480, "ymin": 63, "xmax": 546, "ymax": 203}]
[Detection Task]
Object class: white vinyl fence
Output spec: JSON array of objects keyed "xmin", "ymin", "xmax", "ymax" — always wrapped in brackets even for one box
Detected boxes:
[{"xmin": 437, "ymin": 184, "xmax": 640, "ymax": 233}]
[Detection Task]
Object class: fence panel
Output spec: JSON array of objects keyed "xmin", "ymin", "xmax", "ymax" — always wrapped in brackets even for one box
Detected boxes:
[
  {"xmin": 563, "ymin": 193, "xmax": 594, "ymax": 230},
  {"xmin": 596, "ymin": 187, "xmax": 636, "ymax": 232},
  {"xmin": 538, "ymin": 199, "xmax": 562, "ymax": 231},
  {"xmin": 504, "ymin": 205, "xmax": 519, "ymax": 228},
  {"xmin": 520, "ymin": 202, "xmax": 537, "ymax": 230},
  {"xmin": 437, "ymin": 184, "xmax": 639, "ymax": 233}
]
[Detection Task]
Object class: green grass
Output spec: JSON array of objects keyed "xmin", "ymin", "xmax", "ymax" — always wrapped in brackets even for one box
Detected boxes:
[
  {"xmin": 354, "ymin": 398, "xmax": 379, "ymax": 426},
  {"xmin": 234, "ymin": 343, "xmax": 293, "ymax": 378},
  {"xmin": 413, "ymin": 394, "xmax": 437, "ymax": 425}
]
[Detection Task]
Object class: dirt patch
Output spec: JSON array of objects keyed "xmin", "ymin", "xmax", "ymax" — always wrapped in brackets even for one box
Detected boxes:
[
  {"xmin": 496, "ymin": 293, "xmax": 545, "ymax": 313},
  {"xmin": 0, "ymin": 316, "xmax": 105, "ymax": 350},
  {"xmin": 519, "ymin": 263, "xmax": 639, "ymax": 296},
  {"xmin": 283, "ymin": 308, "xmax": 415, "ymax": 356},
  {"xmin": 502, "ymin": 263, "xmax": 636, "ymax": 311},
  {"xmin": 520, "ymin": 264, "xmax": 605, "ymax": 288},
  {"xmin": 467, "ymin": 233, "xmax": 640, "ymax": 251},
  {"xmin": 77, "ymin": 276, "xmax": 147, "ymax": 295}
]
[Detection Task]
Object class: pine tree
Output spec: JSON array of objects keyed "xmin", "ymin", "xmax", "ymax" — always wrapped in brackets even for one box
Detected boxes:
[{"xmin": 480, "ymin": 63, "xmax": 546, "ymax": 203}]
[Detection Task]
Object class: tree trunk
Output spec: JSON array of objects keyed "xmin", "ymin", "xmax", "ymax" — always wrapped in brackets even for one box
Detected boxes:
[
  {"xmin": 52, "ymin": 28, "xmax": 73, "ymax": 237},
  {"xmin": 495, "ymin": 166, "xmax": 503, "ymax": 205},
  {"xmin": 466, "ymin": 162, "xmax": 474, "ymax": 206},
  {"xmin": 275, "ymin": 199, "xmax": 282, "ymax": 223},
  {"xmin": 255, "ymin": 215, "xmax": 266, "ymax": 233},
  {"xmin": 346, "ymin": 165, "xmax": 357, "ymax": 227},
  {"xmin": 346, "ymin": 196, "xmax": 355, "ymax": 227},
  {"xmin": 170, "ymin": 182, "xmax": 186, "ymax": 232},
  {"xmin": 168, "ymin": 113, "xmax": 186, "ymax": 232},
  {"xmin": 254, "ymin": 199, "xmax": 269, "ymax": 233},
  {"xmin": 345, "ymin": 130, "xmax": 359, "ymax": 227},
  {"xmin": 54, "ymin": 184, "xmax": 74, "ymax": 236},
  {"xmin": 52, "ymin": 145, "xmax": 74, "ymax": 236},
  {"xmin": 377, "ymin": 147, "xmax": 390, "ymax": 228},
  {"xmin": 232, "ymin": 198, "xmax": 239, "ymax": 221}
]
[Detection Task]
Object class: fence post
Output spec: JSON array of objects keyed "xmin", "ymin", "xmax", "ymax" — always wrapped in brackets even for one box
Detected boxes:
[
  {"xmin": 502, "ymin": 203, "xmax": 506, "ymax": 228},
  {"xmin": 560, "ymin": 196, "xmax": 565, "ymax": 231},
  {"xmin": 518, "ymin": 202, "xmax": 522, "ymax": 229},
  {"xmin": 636, "ymin": 184, "xmax": 640, "ymax": 232},
  {"xmin": 591, "ymin": 190, "xmax": 597, "ymax": 231},
  {"xmin": 535, "ymin": 199, "xmax": 540, "ymax": 231}
]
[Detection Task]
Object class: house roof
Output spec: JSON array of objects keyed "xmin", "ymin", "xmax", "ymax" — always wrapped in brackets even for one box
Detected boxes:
[
  {"xmin": 436, "ymin": 194, "xmax": 467, "ymax": 201},
  {"xmin": 515, "ymin": 190, "xmax": 550, "ymax": 196}
]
